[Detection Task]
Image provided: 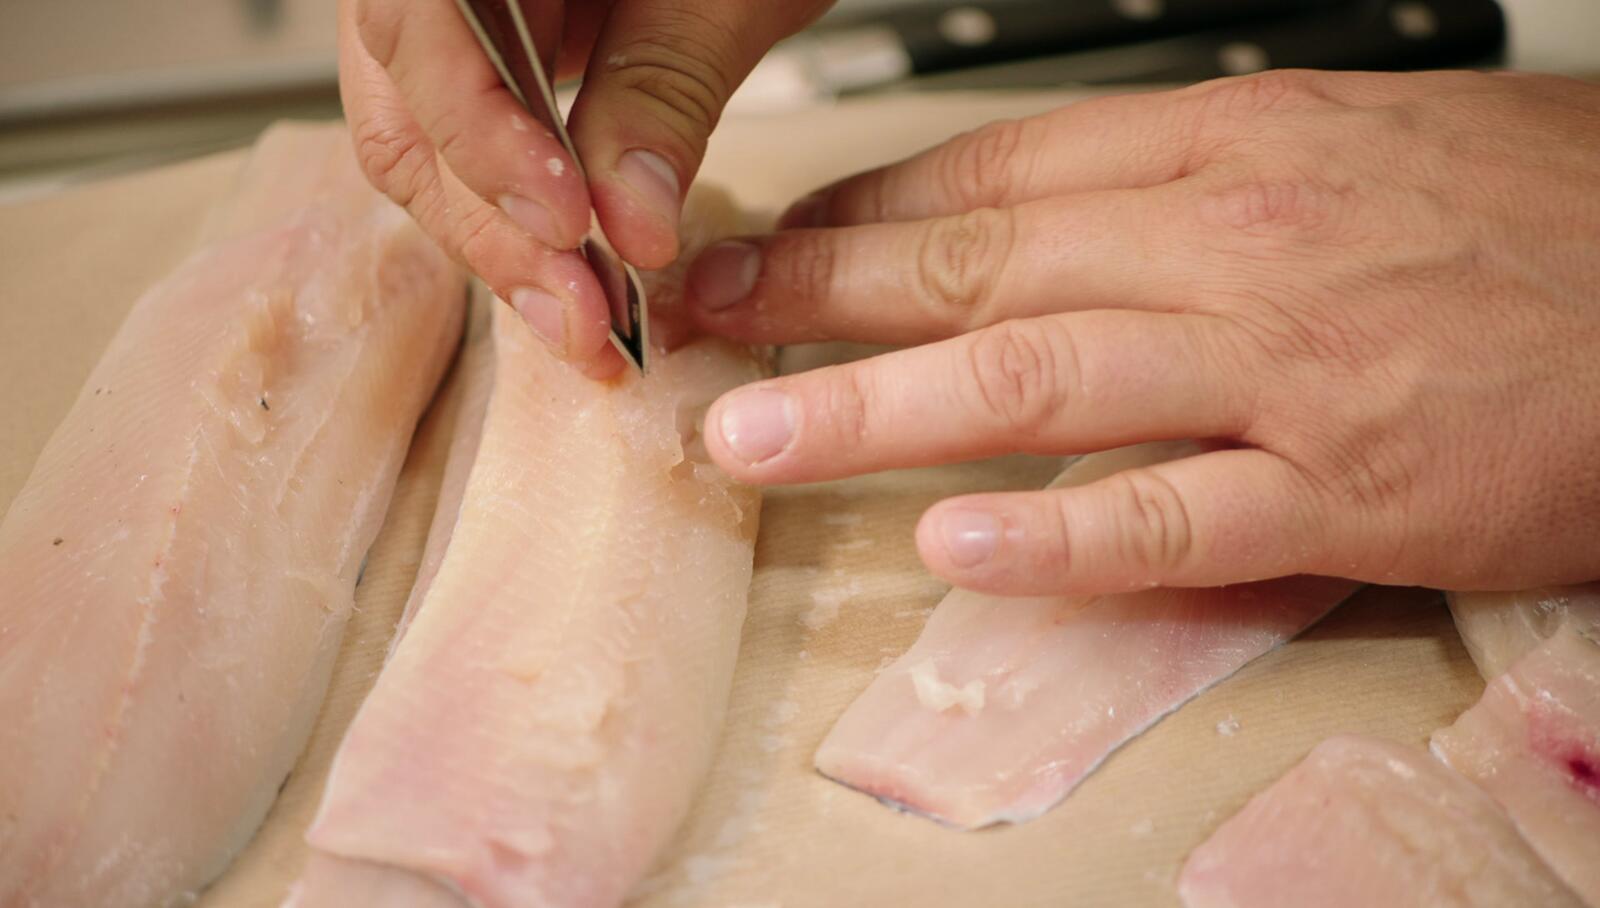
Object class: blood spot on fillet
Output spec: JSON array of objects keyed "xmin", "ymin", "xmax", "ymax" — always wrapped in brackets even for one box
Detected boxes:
[{"xmin": 1568, "ymin": 753, "xmax": 1600, "ymax": 804}]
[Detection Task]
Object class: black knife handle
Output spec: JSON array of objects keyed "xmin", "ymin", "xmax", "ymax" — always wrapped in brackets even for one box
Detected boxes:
[
  {"xmin": 1120, "ymin": 0, "xmax": 1507, "ymax": 82},
  {"xmin": 869, "ymin": 0, "xmax": 1352, "ymax": 74}
]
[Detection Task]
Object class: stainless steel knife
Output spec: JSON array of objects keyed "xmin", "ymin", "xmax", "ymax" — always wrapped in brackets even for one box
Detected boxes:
[{"xmin": 455, "ymin": 0, "xmax": 650, "ymax": 372}]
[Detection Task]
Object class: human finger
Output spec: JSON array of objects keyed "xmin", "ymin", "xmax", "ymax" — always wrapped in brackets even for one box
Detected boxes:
[
  {"xmin": 689, "ymin": 183, "xmax": 1196, "ymax": 345},
  {"xmin": 777, "ymin": 90, "xmax": 1207, "ymax": 229},
  {"xmin": 566, "ymin": 0, "xmax": 833, "ymax": 268},
  {"xmin": 703, "ymin": 310, "xmax": 1254, "ymax": 484},
  {"xmin": 339, "ymin": 0, "xmax": 623, "ymax": 375},
  {"xmin": 916, "ymin": 447, "xmax": 1332, "ymax": 596}
]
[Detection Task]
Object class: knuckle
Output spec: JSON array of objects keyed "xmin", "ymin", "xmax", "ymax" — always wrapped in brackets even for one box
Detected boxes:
[
  {"xmin": 820, "ymin": 368, "xmax": 873, "ymax": 452},
  {"xmin": 1048, "ymin": 494, "xmax": 1079, "ymax": 574},
  {"xmin": 1196, "ymin": 175, "xmax": 1340, "ymax": 244},
  {"xmin": 450, "ymin": 204, "xmax": 504, "ymax": 270},
  {"xmin": 617, "ymin": 64, "xmax": 723, "ymax": 145},
  {"xmin": 772, "ymin": 233, "xmax": 838, "ymax": 307},
  {"xmin": 916, "ymin": 207, "xmax": 1015, "ymax": 319},
  {"xmin": 1212, "ymin": 305, "xmax": 1300, "ymax": 372},
  {"xmin": 1111, "ymin": 470, "xmax": 1195, "ymax": 573},
  {"xmin": 606, "ymin": 15, "xmax": 737, "ymax": 147},
  {"xmin": 1206, "ymin": 69, "xmax": 1328, "ymax": 118},
  {"xmin": 1214, "ymin": 288, "xmax": 1373, "ymax": 377},
  {"xmin": 1313, "ymin": 419, "xmax": 1422, "ymax": 513},
  {"xmin": 964, "ymin": 320, "xmax": 1078, "ymax": 438},
  {"xmin": 425, "ymin": 103, "xmax": 482, "ymax": 167},
  {"xmin": 855, "ymin": 170, "xmax": 894, "ymax": 224},
  {"xmin": 350, "ymin": 118, "xmax": 431, "ymax": 203},
  {"xmin": 1367, "ymin": 101, "xmax": 1422, "ymax": 138},
  {"xmin": 943, "ymin": 118, "xmax": 1031, "ymax": 209}
]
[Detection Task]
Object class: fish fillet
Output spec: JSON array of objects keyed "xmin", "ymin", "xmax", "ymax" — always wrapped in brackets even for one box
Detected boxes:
[
  {"xmin": 1447, "ymin": 584, "xmax": 1600, "ymax": 679},
  {"xmin": 290, "ymin": 192, "xmax": 766, "ymax": 908},
  {"xmin": 390, "ymin": 295, "xmax": 497, "ymax": 652},
  {"xmin": 0, "ymin": 122, "xmax": 464, "ymax": 907},
  {"xmin": 1431, "ymin": 627, "xmax": 1600, "ymax": 905},
  {"xmin": 1177, "ymin": 735, "xmax": 1583, "ymax": 907},
  {"xmin": 813, "ymin": 443, "xmax": 1357, "ymax": 829}
]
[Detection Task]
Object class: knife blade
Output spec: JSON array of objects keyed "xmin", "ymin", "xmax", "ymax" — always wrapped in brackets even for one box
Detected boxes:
[{"xmin": 456, "ymin": 0, "xmax": 651, "ymax": 372}]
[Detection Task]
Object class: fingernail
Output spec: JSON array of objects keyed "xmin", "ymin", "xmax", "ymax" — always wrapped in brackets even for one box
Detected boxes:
[
  {"xmin": 691, "ymin": 241, "xmax": 760, "ymax": 312},
  {"xmin": 615, "ymin": 149, "xmax": 682, "ymax": 226},
  {"xmin": 939, "ymin": 509, "xmax": 1000, "ymax": 568},
  {"xmin": 497, "ymin": 194, "xmax": 563, "ymax": 246},
  {"xmin": 717, "ymin": 387, "xmax": 795, "ymax": 465},
  {"xmin": 777, "ymin": 192, "xmax": 827, "ymax": 230},
  {"xmin": 510, "ymin": 288, "xmax": 566, "ymax": 355}
]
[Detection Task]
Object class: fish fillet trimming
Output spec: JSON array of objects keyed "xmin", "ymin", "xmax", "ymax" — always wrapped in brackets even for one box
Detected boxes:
[
  {"xmin": 814, "ymin": 443, "xmax": 1357, "ymax": 829},
  {"xmin": 1431, "ymin": 626, "xmax": 1600, "ymax": 904},
  {"xmin": 1177, "ymin": 735, "xmax": 1583, "ymax": 907},
  {"xmin": 1447, "ymin": 583, "xmax": 1600, "ymax": 679}
]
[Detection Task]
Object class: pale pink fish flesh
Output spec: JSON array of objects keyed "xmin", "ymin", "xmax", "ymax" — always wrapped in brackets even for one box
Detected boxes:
[
  {"xmin": 1447, "ymin": 583, "xmax": 1600, "ymax": 679},
  {"xmin": 0, "ymin": 122, "xmax": 464, "ymax": 908},
  {"xmin": 813, "ymin": 442, "xmax": 1358, "ymax": 829},
  {"xmin": 1178, "ymin": 735, "xmax": 1584, "ymax": 907},
  {"xmin": 1431, "ymin": 626, "xmax": 1600, "ymax": 905},
  {"xmin": 291, "ymin": 191, "xmax": 767, "ymax": 908},
  {"xmin": 389, "ymin": 299, "xmax": 496, "ymax": 653}
]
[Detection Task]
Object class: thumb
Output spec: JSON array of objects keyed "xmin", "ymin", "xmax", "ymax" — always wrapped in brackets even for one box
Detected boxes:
[{"xmin": 567, "ymin": 0, "xmax": 831, "ymax": 268}]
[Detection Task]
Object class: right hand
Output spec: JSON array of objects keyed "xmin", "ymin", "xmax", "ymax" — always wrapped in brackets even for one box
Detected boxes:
[{"xmin": 337, "ymin": 0, "xmax": 832, "ymax": 377}]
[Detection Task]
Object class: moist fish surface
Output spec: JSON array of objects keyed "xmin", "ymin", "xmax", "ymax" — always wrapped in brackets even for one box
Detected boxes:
[
  {"xmin": 813, "ymin": 443, "xmax": 1357, "ymax": 829},
  {"xmin": 290, "ymin": 192, "xmax": 766, "ymax": 908},
  {"xmin": 1447, "ymin": 584, "xmax": 1600, "ymax": 679},
  {"xmin": 1431, "ymin": 626, "xmax": 1600, "ymax": 905},
  {"xmin": 0, "ymin": 122, "xmax": 464, "ymax": 907},
  {"xmin": 1178, "ymin": 735, "xmax": 1584, "ymax": 908}
]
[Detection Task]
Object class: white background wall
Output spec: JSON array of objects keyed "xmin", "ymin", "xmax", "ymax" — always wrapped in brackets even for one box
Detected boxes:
[{"xmin": 1497, "ymin": 0, "xmax": 1600, "ymax": 74}]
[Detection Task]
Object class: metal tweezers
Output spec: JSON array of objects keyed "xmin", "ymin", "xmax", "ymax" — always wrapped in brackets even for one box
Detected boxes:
[{"xmin": 455, "ymin": 0, "xmax": 650, "ymax": 372}]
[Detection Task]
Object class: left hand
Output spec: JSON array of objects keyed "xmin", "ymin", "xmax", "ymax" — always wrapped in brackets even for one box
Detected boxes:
[
  {"xmin": 684, "ymin": 69, "xmax": 1600, "ymax": 597},
  {"xmin": 338, "ymin": 0, "xmax": 832, "ymax": 376}
]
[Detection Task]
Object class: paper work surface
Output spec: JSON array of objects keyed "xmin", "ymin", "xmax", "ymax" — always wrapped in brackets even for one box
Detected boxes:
[{"xmin": 0, "ymin": 90, "xmax": 1482, "ymax": 907}]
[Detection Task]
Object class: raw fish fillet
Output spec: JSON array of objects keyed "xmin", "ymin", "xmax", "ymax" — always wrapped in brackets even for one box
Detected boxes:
[
  {"xmin": 813, "ymin": 443, "xmax": 1357, "ymax": 829},
  {"xmin": 0, "ymin": 122, "xmax": 464, "ymax": 908},
  {"xmin": 390, "ymin": 296, "xmax": 497, "ymax": 651},
  {"xmin": 291, "ymin": 192, "xmax": 767, "ymax": 908},
  {"xmin": 1431, "ymin": 627, "xmax": 1600, "ymax": 905},
  {"xmin": 1447, "ymin": 584, "xmax": 1600, "ymax": 679},
  {"xmin": 1177, "ymin": 735, "xmax": 1583, "ymax": 908}
]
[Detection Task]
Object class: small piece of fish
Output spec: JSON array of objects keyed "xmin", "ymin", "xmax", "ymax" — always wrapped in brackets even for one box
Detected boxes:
[
  {"xmin": 1431, "ymin": 627, "xmax": 1600, "ymax": 905},
  {"xmin": 1447, "ymin": 584, "xmax": 1600, "ymax": 679},
  {"xmin": 1178, "ymin": 735, "xmax": 1584, "ymax": 908},
  {"xmin": 0, "ymin": 122, "xmax": 464, "ymax": 907},
  {"xmin": 290, "ymin": 192, "xmax": 766, "ymax": 908},
  {"xmin": 813, "ymin": 443, "xmax": 1357, "ymax": 829}
]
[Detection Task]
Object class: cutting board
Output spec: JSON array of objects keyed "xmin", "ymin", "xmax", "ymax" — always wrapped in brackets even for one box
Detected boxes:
[{"xmin": 0, "ymin": 91, "xmax": 1484, "ymax": 908}]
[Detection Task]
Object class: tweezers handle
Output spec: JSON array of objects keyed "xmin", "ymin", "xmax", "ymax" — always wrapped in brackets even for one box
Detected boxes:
[{"xmin": 455, "ymin": 0, "xmax": 651, "ymax": 372}]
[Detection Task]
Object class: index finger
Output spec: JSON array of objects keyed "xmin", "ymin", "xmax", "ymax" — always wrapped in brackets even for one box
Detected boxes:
[
  {"xmin": 339, "ymin": 0, "xmax": 624, "ymax": 378},
  {"xmin": 703, "ymin": 309, "xmax": 1255, "ymax": 485},
  {"xmin": 354, "ymin": 0, "xmax": 592, "ymax": 248}
]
